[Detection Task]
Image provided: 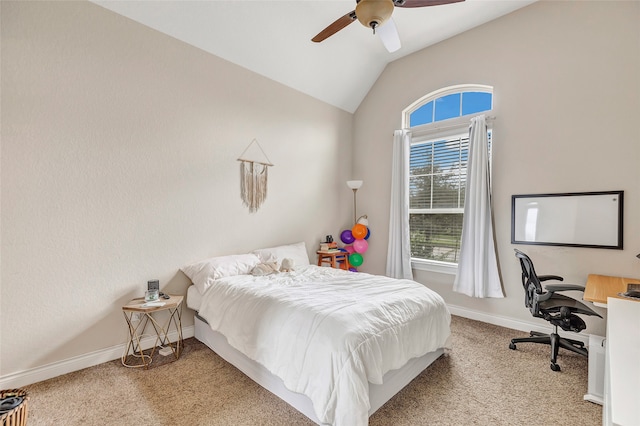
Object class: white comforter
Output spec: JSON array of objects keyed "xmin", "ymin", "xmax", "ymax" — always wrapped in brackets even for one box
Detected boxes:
[{"xmin": 198, "ymin": 265, "xmax": 451, "ymax": 426}]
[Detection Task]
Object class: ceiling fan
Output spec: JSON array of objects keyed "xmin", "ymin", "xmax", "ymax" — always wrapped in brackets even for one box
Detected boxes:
[{"xmin": 311, "ymin": 0, "xmax": 465, "ymax": 53}]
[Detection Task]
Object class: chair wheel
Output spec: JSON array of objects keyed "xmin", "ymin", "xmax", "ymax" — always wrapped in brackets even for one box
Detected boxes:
[
  {"xmin": 550, "ymin": 363, "xmax": 561, "ymax": 372},
  {"xmin": 509, "ymin": 342, "xmax": 516, "ymax": 350}
]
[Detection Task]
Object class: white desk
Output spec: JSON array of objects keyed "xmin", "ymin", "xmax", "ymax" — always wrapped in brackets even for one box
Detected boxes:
[
  {"xmin": 604, "ymin": 297, "xmax": 640, "ymax": 426},
  {"xmin": 582, "ymin": 274, "xmax": 640, "ymax": 415}
]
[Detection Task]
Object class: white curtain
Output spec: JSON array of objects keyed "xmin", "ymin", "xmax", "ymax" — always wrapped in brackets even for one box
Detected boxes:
[
  {"xmin": 453, "ymin": 115, "xmax": 503, "ymax": 298},
  {"xmin": 386, "ymin": 130, "xmax": 413, "ymax": 280}
]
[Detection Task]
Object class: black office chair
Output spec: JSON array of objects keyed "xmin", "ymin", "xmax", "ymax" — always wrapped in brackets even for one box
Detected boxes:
[{"xmin": 509, "ymin": 249, "xmax": 602, "ymax": 371}]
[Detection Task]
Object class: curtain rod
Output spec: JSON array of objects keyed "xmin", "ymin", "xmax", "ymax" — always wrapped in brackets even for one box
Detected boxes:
[{"xmin": 400, "ymin": 114, "xmax": 496, "ymax": 135}]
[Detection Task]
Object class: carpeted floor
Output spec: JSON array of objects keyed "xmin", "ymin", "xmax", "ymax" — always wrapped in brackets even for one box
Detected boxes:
[{"xmin": 23, "ymin": 316, "xmax": 602, "ymax": 425}]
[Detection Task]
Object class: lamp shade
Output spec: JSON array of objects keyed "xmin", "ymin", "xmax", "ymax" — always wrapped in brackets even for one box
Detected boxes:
[
  {"xmin": 355, "ymin": 0, "xmax": 394, "ymax": 30},
  {"xmin": 346, "ymin": 180, "xmax": 363, "ymax": 190},
  {"xmin": 357, "ymin": 215, "xmax": 369, "ymax": 226}
]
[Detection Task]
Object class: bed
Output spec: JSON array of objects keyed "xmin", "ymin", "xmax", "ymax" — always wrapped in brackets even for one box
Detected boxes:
[{"xmin": 182, "ymin": 242, "xmax": 451, "ymax": 426}]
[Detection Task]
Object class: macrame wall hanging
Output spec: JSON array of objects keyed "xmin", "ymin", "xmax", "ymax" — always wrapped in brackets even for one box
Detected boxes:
[{"xmin": 237, "ymin": 139, "xmax": 273, "ymax": 213}]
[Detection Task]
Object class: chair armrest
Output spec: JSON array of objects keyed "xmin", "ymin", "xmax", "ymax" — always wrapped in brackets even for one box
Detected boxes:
[
  {"xmin": 544, "ymin": 284, "xmax": 586, "ymax": 293},
  {"xmin": 538, "ymin": 275, "xmax": 564, "ymax": 282}
]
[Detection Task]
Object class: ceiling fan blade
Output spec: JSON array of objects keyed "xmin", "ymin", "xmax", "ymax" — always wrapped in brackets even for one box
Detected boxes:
[
  {"xmin": 394, "ymin": 0, "xmax": 464, "ymax": 8},
  {"xmin": 311, "ymin": 11, "xmax": 357, "ymax": 43},
  {"xmin": 377, "ymin": 19, "xmax": 401, "ymax": 53}
]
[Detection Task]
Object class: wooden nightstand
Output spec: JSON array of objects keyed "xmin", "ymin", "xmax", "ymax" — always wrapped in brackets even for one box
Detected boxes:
[
  {"xmin": 121, "ymin": 294, "xmax": 184, "ymax": 369},
  {"xmin": 317, "ymin": 250, "xmax": 350, "ymax": 270}
]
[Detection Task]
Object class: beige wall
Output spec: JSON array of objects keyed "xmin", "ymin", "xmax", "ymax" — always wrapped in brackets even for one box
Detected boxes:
[
  {"xmin": 1, "ymin": 1, "xmax": 353, "ymax": 377},
  {"xmin": 353, "ymin": 0, "xmax": 640, "ymax": 337},
  {"xmin": 2, "ymin": 0, "xmax": 638, "ymax": 384}
]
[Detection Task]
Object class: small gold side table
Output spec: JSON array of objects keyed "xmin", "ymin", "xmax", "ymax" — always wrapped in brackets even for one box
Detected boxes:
[{"xmin": 121, "ymin": 294, "xmax": 183, "ymax": 369}]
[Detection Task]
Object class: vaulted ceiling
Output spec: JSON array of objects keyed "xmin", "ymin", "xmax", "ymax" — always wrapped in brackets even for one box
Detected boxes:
[{"xmin": 92, "ymin": 0, "xmax": 536, "ymax": 113}]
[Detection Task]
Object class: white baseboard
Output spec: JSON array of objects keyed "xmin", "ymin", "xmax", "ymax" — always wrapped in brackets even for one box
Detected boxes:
[
  {"xmin": 584, "ymin": 393, "xmax": 604, "ymax": 405},
  {"xmin": 0, "ymin": 325, "xmax": 194, "ymax": 389},
  {"xmin": 447, "ymin": 304, "xmax": 591, "ymax": 345}
]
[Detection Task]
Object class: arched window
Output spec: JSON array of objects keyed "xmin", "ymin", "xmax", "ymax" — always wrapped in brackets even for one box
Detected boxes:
[
  {"xmin": 403, "ymin": 84, "xmax": 493, "ymax": 128},
  {"xmin": 403, "ymin": 85, "xmax": 493, "ymax": 272}
]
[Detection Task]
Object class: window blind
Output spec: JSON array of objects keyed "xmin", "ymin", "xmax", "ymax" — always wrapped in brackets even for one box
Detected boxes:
[{"xmin": 409, "ymin": 131, "xmax": 491, "ymax": 263}]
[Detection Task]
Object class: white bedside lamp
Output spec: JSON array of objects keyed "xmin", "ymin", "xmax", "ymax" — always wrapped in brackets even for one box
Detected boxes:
[{"xmin": 346, "ymin": 180, "xmax": 363, "ymax": 225}]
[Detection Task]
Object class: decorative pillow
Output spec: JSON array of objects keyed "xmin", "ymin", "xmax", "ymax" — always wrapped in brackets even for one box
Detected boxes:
[
  {"xmin": 250, "ymin": 262, "xmax": 280, "ymax": 276},
  {"xmin": 252, "ymin": 242, "xmax": 310, "ymax": 266},
  {"xmin": 181, "ymin": 253, "xmax": 261, "ymax": 294}
]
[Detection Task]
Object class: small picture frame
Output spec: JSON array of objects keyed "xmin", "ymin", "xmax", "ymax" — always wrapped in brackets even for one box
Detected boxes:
[{"xmin": 147, "ymin": 280, "xmax": 159, "ymax": 291}]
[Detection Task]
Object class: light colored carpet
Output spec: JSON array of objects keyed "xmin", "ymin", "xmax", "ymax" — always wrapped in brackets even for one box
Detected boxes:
[{"xmin": 23, "ymin": 316, "xmax": 602, "ymax": 425}]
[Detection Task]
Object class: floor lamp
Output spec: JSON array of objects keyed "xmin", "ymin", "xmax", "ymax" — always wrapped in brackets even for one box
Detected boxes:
[{"xmin": 346, "ymin": 180, "xmax": 363, "ymax": 225}]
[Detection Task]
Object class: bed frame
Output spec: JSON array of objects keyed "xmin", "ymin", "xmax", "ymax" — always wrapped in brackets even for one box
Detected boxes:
[{"xmin": 194, "ymin": 314, "xmax": 445, "ymax": 424}]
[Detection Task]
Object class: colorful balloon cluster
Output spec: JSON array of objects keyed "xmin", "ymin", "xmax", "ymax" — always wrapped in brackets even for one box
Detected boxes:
[{"xmin": 340, "ymin": 220, "xmax": 371, "ymax": 272}]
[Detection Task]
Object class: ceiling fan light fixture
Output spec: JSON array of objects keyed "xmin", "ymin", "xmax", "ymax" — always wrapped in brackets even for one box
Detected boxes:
[{"xmin": 355, "ymin": 0, "xmax": 394, "ymax": 32}]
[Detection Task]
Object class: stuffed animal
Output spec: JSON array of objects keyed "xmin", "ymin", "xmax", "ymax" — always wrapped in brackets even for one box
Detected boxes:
[{"xmin": 280, "ymin": 258, "xmax": 295, "ymax": 272}]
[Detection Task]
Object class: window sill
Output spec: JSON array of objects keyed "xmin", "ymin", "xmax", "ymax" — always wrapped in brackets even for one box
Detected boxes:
[{"xmin": 411, "ymin": 259, "xmax": 458, "ymax": 275}]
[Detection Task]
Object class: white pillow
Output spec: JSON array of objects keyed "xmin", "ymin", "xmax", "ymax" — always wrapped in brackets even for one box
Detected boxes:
[
  {"xmin": 252, "ymin": 242, "xmax": 310, "ymax": 267},
  {"xmin": 181, "ymin": 253, "xmax": 261, "ymax": 294}
]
